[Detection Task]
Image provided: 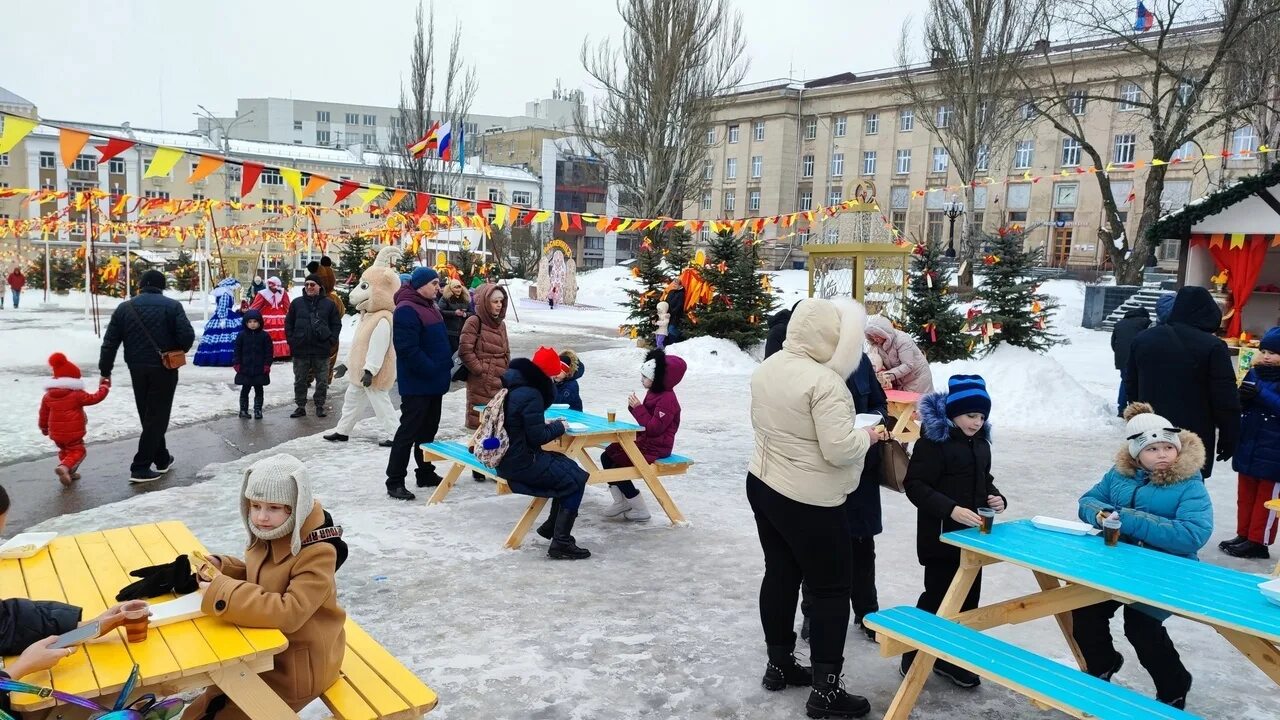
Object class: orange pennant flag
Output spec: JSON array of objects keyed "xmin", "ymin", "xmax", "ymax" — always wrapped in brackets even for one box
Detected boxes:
[
  {"xmin": 60, "ymin": 129, "xmax": 91, "ymax": 169},
  {"xmin": 302, "ymin": 174, "xmax": 329, "ymax": 198},
  {"xmin": 559, "ymin": 212, "xmax": 569, "ymax": 231},
  {"xmin": 385, "ymin": 189, "xmax": 408, "ymax": 211},
  {"xmin": 1209, "ymin": 234, "xmax": 1225, "ymax": 248},
  {"xmin": 1272, "ymin": 234, "xmax": 1280, "ymax": 247},
  {"xmin": 188, "ymin": 155, "xmax": 225, "ymax": 184}
]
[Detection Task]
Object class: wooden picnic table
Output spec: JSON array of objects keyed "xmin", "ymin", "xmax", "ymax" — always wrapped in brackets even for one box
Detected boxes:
[
  {"xmin": 883, "ymin": 389, "xmax": 922, "ymax": 443},
  {"xmin": 1264, "ymin": 498, "xmax": 1280, "ymax": 576},
  {"xmin": 1, "ymin": 521, "xmax": 296, "ymax": 720},
  {"xmin": 879, "ymin": 518, "xmax": 1280, "ymax": 718}
]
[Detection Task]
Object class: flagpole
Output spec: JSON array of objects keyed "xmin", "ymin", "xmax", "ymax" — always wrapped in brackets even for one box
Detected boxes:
[{"xmin": 83, "ymin": 194, "xmax": 92, "ymax": 320}]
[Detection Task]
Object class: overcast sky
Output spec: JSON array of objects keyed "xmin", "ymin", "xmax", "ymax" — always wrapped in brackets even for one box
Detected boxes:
[{"xmin": 2, "ymin": 0, "xmax": 931, "ymax": 131}]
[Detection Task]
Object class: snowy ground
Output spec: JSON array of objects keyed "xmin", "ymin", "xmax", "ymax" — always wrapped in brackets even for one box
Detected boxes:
[{"xmin": 19, "ymin": 270, "xmax": 1280, "ymax": 718}]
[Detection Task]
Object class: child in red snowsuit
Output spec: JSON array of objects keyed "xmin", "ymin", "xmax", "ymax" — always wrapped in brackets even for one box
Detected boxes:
[{"xmin": 39, "ymin": 352, "xmax": 109, "ymax": 486}]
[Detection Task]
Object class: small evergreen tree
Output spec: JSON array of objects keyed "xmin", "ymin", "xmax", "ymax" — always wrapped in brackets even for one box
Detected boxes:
[
  {"xmin": 665, "ymin": 228, "xmax": 693, "ymax": 271},
  {"xmin": 621, "ymin": 231, "xmax": 672, "ymax": 342},
  {"xmin": 970, "ymin": 227, "xmax": 1061, "ymax": 353},
  {"xmin": 900, "ymin": 238, "xmax": 972, "ymax": 362},
  {"xmin": 688, "ymin": 230, "xmax": 776, "ymax": 348},
  {"xmin": 171, "ymin": 250, "xmax": 199, "ymax": 293},
  {"xmin": 24, "ymin": 258, "xmax": 45, "ymax": 291},
  {"xmin": 336, "ymin": 235, "xmax": 375, "ymax": 285}
]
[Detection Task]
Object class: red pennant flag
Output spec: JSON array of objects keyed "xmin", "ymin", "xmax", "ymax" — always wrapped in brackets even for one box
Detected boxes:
[
  {"xmin": 413, "ymin": 193, "xmax": 430, "ymax": 219},
  {"xmin": 332, "ymin": 179, "xmax": 361, "ymax": 205},
  {"xmin": 663, "ymin": 220, "xmax": 677, "ymax": 231},
  {"xmin": 519, "ymin": 209, "xmax": 539, "ymax": 226},
  {"xmin": 476, "ymin": 201, "xmax": 492, "ymax": 217},
  {"xmin": 692, "ymin": 220, "xmax": 705, "ymax": 233},
  {"xmin": 753, "ymin": 218, "xmax": 766, "ymax": 233},
  {"xmin": 570, "ymin": 213, "xmax": 583, "ymax": 231},
  {"xmin": 632, "ymin": 219, "xmax": 653, "ymax": 232},
  {"xmin": 241, "ymin": 162, "xmax": 263, "ymax": 197},
  {"xmin": 95, "ymin": 137, "xmax": 136, "ymax": 163},
  {"xmin": 605, "ymin": 217, "xmax": 624, "ymax": 233}
]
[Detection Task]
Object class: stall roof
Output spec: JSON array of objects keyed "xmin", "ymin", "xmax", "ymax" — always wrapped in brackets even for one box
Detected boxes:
[{"xmin": 1147, "ymin": 164, "xmax": 1280, "ymax": 239}]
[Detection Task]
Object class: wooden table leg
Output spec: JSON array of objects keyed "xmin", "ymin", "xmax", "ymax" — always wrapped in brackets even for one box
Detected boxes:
[
  {"xmin": 426, "ymin": 463, "xmax": 465, "ymax": 504},
  {"xmin": 1032, "ymin": 571, "xmax": 1089, "ymax": 671},
  {"xmin": 1216, "ymin": 626, "xmax": 1280, "ymax": 684},
  {"xmin": 618, "ymin": 439, "xmax": 686, "ymax": 525},
  {"xmin": 505, "ymin": 497, "xmax": 548, "ymax": 549},
  {"xmin": 208, "ymin": 660, "xmax": 301, "ymax": 720}
]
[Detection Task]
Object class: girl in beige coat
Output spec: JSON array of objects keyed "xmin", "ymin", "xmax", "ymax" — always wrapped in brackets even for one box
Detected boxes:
[
  {"xmin": 186, "ymin": 454, "xmax": 347, "ymax": 720},
  {"xmin": 460, "ymin": 283, "xmax": 510, "ymax": 429}
]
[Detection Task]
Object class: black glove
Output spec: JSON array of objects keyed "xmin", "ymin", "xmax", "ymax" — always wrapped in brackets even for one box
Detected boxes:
[
  {"xmin": 361, "ymin": 370, "xmax": 373, "ymax": 387},
  {"xmin": 1240, "ymin": 382, "xmax": 1260, "ymax": 404},
  {"xmin": 115, "ymin": 555, "xmax": 198, "ymax": 601},
  {"xmin": 333, "ymin": 363, "xmax": 347, "ymax": 379},
  {"xmin": 1217, "ymin": 444, "xmax": 1235, "ymax": 463}
]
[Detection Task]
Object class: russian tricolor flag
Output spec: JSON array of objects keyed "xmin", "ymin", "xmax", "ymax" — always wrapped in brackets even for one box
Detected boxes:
[{"xmin": 1134, "ymin": 1, "xmax": 1155, "ymax": 31}]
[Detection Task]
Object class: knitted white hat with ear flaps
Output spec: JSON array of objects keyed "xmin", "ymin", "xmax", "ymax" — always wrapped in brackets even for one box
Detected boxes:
[
  {"xmin": 240, "ymin": 454, "xmax": 314, "ymax": 556},
  {"xmin": 1122, "ymin": 402, "xmax": 1182, "ymax": 459}
]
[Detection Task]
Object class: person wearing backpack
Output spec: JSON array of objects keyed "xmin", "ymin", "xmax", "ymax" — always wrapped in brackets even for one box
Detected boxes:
[{"xmin": 494, "ymin": 347, "xmax": 592, "ymax": 560}]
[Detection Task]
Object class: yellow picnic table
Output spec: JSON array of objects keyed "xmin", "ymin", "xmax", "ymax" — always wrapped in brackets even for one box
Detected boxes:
[
  {"xmin": 2, "ymin": 521, "xmax": 296, "ymax": 720},
  {"xmin": 883, "ymin": 389, "xmax": 922, "ymax": 443}
]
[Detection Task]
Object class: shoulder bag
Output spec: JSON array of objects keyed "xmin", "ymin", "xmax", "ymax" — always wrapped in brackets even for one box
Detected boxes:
[{"xmin": 127, "ymin": 300, "xmax": 187, "ymax": 370}]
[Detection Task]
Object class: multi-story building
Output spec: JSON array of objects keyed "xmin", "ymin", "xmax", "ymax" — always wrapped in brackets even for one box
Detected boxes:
[
  {"xmin": 0, "ymin": 89, "xmax": 540, "ymax": 283},
  {"xmin": 538, "ymin": 137, "xmax": 622, "ymax": 268},
  {"xmin": 687, "ymin": 26, "xmax": 1260, "ymax": 270}
]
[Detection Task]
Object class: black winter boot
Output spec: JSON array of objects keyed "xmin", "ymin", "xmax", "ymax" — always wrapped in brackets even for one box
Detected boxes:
[
  {"xmin": 238, "ymin": 397, "xmax": 250, "ymax": 419},
  {"xmin": 253, "ymin": 398, "xmax": 263, "ymax": 420},
  {"xmin": 762, "ymin": 645, "xmax": 811, "ymax": 691},
  {"xmin": 548, "ymin": 508, "xmax": 590, "ymax": 560},
  {"xmin": 536, "ymin": 499, "xmax": 562, "ymax": 540},
  {"xmin": 806, "ymin": 662, "xmax": 870, "ymax": 719}
]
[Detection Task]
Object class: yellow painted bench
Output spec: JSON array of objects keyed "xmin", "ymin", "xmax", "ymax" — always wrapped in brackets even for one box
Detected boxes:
[{"xmin": 322, "ymin": 620, "xmax": 438, "ymax": 719}]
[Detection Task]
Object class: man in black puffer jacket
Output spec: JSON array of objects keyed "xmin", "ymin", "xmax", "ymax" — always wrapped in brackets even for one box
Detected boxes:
[
  {"xmin": 1126, "ymin": 286, "xmax": 1240, "ymax": 477},
  {"xmin": 285, "ymin": 274, "xmax": 342, "ymax": 419},
  {"xmin": 764, "ymin": 300, "xmax": 804, "ymax": 359},
  {"xmin": 1110, "ymin": 307, "xmax": 1150, "ymax": 415},
  {"xmin": 100, "ymin": 269, "xmax": 195, "ymax": 483}
]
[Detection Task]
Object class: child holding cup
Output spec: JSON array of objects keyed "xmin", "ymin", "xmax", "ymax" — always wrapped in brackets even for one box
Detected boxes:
[{"xmin": 1070, "ymin": 401, "xmax": 1212, "ymax": 709}]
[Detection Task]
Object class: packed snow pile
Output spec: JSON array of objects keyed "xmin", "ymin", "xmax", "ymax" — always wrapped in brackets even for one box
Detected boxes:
[{"xmin": 570, "ymin": 265, "xmax": 636, "ymax": 309}]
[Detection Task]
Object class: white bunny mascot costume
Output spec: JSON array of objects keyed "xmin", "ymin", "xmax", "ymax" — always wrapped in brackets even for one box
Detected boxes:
[{"xmin": 326, "ymin": 246, "xmax": 402, "ymax": 444}]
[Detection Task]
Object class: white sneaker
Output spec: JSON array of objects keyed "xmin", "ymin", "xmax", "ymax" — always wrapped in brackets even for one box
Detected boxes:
[
  {"xmin": 602, "ymin": 486, "xmax": 630, "ymax": 518},
  {"xmin": 623, "ymin": 494, "xmax": 651, "ymax": 522}
]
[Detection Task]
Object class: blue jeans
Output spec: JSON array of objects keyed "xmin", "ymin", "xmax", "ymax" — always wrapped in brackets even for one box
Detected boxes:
[
  {"xmin": 8, "ymin": 289, "xmax": 16, "ymax": 308},
  {"xmin": 1117, "ymin": 372, "xmax": 1127, "ymax": 416}
]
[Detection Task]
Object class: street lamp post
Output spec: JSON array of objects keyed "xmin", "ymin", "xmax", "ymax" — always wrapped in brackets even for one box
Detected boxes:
[{"xmin": 942, "ymin": 194, "xmax": 966, "ymax": 258}]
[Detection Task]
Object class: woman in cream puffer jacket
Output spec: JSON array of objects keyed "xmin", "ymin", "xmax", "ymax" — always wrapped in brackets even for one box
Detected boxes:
[{"xmin": 746, "ymin": 298, "xmax": 884, "ymax": 718}]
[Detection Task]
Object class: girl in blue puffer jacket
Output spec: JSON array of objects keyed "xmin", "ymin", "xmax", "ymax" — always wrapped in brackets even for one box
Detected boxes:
[
  {"xmin": 1071, "ymin": 401, "xmax": 1212, "ymax": 710},
  {"xmin": 1222, "ymin": 326, "xmax": 1280, "ymax": 560}
]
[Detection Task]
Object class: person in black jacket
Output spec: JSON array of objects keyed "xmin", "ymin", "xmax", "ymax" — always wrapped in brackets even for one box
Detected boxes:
[
  {"xmin": 234, "ymin": 309, "xmax": 273, "ymax": 419},
  {"xmin": 285, "ymin": 274, "xmax": 342, "ymax": 419},
  {"xmin": 764, "ymin": 300, "xmax": 803, "ymax": 359},
  {"xmin": 901, "ymin": 375, "xmax": 1006, "ymax": 688},
  {"xmin": 664, "ymin": 279, "xmax": 687, "ymax": 344},
  {"xmin": 439, "ymin": 279, "xmax": 471, "ymax": 353},
  {"xmin": 1110, "ymin": 307, "xmax": 1151, "ymax": 416},
  {"xmin": 99, "ymin": 269, "xmax": 196, "ymax": 484},
  {"xmin": 496, "ymin": 349, "xmax": 591, "ymax": 560},
  {"xmin": 1125, "ymin": 286, "xmax": 1240, "ymax": 477}
]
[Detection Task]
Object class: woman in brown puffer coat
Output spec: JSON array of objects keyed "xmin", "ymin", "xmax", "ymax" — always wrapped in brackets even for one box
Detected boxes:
[{"xmin": 460, "ymin": 283, "xmax": 510, "ymax": 429}]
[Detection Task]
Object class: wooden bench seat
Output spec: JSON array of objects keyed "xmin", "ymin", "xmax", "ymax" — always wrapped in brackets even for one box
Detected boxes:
[
  {"xmin": 321, "ymin": 619, "xmax": 437, "ymax": 719},
  {"xmin": 863, "ymin": 606, "xmax": 1200, "ymax": 720}
]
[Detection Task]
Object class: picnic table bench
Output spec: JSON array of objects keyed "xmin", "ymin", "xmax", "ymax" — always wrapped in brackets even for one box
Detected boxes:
[{"xmin": 883, "ymin": 389, "xmax": 922, "ymax": 443}]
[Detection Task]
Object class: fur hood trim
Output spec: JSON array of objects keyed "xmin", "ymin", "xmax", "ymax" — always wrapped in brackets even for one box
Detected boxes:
[
  {"xmin": 507, "ymin": 357, "xmax": 556, "ymax": 408},
  {"xmin": 559, "ymin": 349, "xmax": 584, "ymax": 380},
  {"xmin": 1113, "ymin": 429, "xmax": 1205, "ymax": 485},
  {"xmin": 43, "ymin": 377, "xmax": 87, "ymax": 391},
  {"xmin": 823, "ymin": 298, "xmax": 867, "ymax": 379},
  {"xmin": 919, "ymin": 391, "xmax": 991, "ymax": 443}
]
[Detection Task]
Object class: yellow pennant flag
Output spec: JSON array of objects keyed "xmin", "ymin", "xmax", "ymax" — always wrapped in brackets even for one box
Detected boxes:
[
  {"xmin": 0, "ymin": 115, "xmax": 37, "ymax": 154},
  {"xmin": 144, "ymin": 147, "xmax": 185, "ymax": 178},
  {"xmin": 60, "ymin": 129, "xmax": 91, "ymax": 169},
  {"xmin": 280, "ymin": 168, "xmax": 303, "ymax": 201},
  {"xmin": 493, "ymin": 204, "xmax": 509, "ymax": 228},
  {"xmin": 435, "ymin": 196, "xmax": 450, "ymax": 213},
  {"xmin": 188, "ymin": 155, "xmax": 225, "ymax": 184},
  {"xmin": 532, "ymin": 210, "xmax": 550, "ymax": 224},
  {"xmin": 1150, "ymin": 158, "xmax": 1167, "ymax": 166},
  {"xmin": 357, "ymin": 184, "xmax": 384, "ymax": 208},
  {"xmin": 1230, "ymin": 233, "xmax": 1247, "ymax": 249}
]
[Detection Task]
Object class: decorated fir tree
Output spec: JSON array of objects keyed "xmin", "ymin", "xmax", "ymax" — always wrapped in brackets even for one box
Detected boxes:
[
  {"xmin": 900, "ymin": 238, "xmax": 972, "ymax": 362},
  {"xmin": 665, "ymin": 227, "xmax": 694, "ymax": 272},
  {"xmin": 687, "ymin": 230, "xmax": 777, "ymax": 349},
  {"xmin": 621, "ymin": 231, "xmax": 672, "ymax": 343},
  {"xmin": 336, "ymin": 234, "xmax": 375, "ymax": 284},
  {"xmin": 970, "ymin": 227, "xmax": 1061, "ymax": 353},
  {"xmin": 171, "ymin": 250, "xmax": 199, "ymax": 293}
]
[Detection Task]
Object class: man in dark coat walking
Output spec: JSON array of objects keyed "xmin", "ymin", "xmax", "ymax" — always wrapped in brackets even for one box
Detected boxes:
[
  {"xmin": 1126, "ymin": 286, "xmax": 1240, "ymax": 477},
  {"xmin": 1111, "ymin": 307, "xmax": 1151, "ymax": 415},
  {"xmin": 764, "ymin": 300, "xmax": 803, "ymax": 359},
  {"xmin": 99, "ymin": 269, "xmax": 195, "ymax": 483},
  {"xmin": 285, "ymin": 273, "xmax": 342, "ymax": 418}
]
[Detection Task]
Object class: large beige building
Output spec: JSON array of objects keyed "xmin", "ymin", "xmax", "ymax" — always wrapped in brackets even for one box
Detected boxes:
[{"xmin": 688, "ymin": 25, "xmax": 1261, "ymax": 270}]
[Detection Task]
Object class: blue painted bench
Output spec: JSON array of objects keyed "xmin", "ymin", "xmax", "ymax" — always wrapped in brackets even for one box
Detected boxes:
[{"xmin": 863, "ymin": 606, "xmax": 1200, "ymax": 720}]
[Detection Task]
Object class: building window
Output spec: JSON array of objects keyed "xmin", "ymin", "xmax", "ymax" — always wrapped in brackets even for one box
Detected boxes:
[
  {"xmin": 891, "ymin": 186, "xmax": 909, "ymax": 209},
  {"xmin": 345, "ymin": 112, "xmax": 359, "ymax": 124},
  {"xmin": 1111, "ymin": 180, "xmax": 1134, "ymax": 209},
  {"xmin": 750, "ymin": 155, "xmax": 763, "ymax": 178},
  {"xmin": 931, "ymin": 147, "xmax": 949, "ymax": 173},
  {"xmin": 891, "ymin": 211, "xmax": 907, "ymax": 234},
  {"xmin": 828, "ymin": 187, "xmax": 843, "ymax": 206},
  {"xmin": 511, "ymin": 190, "xmax": 532, "ymax": 206},
  {"xmin": 899, "ymin": 108, "xmax": 914, "ymax": 132},
  {"xmin": 1113, "ymin": 133, "xmax": 1136, "ymax": 163},
  {"xmin": 701, "ymin": 191, "xmax": 712, "ymax": 210},
  {"xmin": 293, "ymin": 120, "xmax": 302, "ymax": 130},
  {"xmin": 704, "ymin": 160, "xmax": 713, "ymax": 180},
  {"xmin": 39, "ymin": 151, "xmax": 56, "ymax": 169},
  {"xmin": 316, "ymin": 110, "xmax": 330, "ymax": 122},
  {"xmin": 706, "ymin": 128, "xmax": 715, "ymax": 145},
  {"xmin": 726, "ymin": 157, "xmax": 737, "ymax": 180},
  {"xmin": 724, "ymin": 190, "xmax": 736, "ymax": 211},
  {"xmin": 390, "ymin": 116, "xmax": 402, "ymax": 129},
  {"xmin": 797, "ymin": 230, "xmax": 811, "ymax": 244},
  {"xmin": 488, "ymin": 187, "xmax": 502, "ymax": 202},
  {"xmin": 699, "ymin": 228, "xmax": 712, "ymax": 244},
  {"xmin": 192, "ymin": 193, "xmax": 206, "ymax": 202},
  {"xmin": 1020, "ymin": 101, "xmax": 1036, "ymax": 120},
  {"xmin": 802, "ymin": 155, "xmax": 815, "ymax": 178},
  {"xmin": 1006, "ymin": 210, "xmax": 1027, "ymax": 224},
  {"xmin": 1006, "ymin": 183, "xmax": 1031, "ymax": 210},
  {"xmin": 316, "ymin": 130, "xmax": 331, "ymax": 145},
  {"xmin": 144, "ymin": 190, "xmax": 170, "ymax": 200},
  {"xmin": 834, "ymin": 116, "xmax": 847, "ymax": 137},
  {"xmin": 865, "ymin": 112, "xmax": 879, "ymax": 135},
  {"xmin": 1232, "ymin": 125, "xmax": 1258, "ymax": 155},
  {"xmin": 1170, "ymin": 141, "xmax": 1196, "ymax": 163},
  {"xmin": 753, "ymin": 120, "xmax": 765, "ymax": 141},
  {"xmin": 108, "ymin": 158, "xmax": 125, "ymax": 174},
  {"xmin": 363, "ymin": 114, "xmax": 376, "ymax": 125},
  {"xmin": 227, "ymin": 165, "xmax": 242, "ymax": 182},
  {"xmin": 804, "ymin": 117, "xmax": 818, "ymax": 140},
  {"xmin": 862, "ymin": 151, "xmax": 877, "ymax": 175},
  {"xmin": 728, "ymin": 124, "xmax": 740, "ymax": 143},
  {"xmin": 1054, "ymin": 183, "xmax": 1079, "ymax": 208},
  {"xmin": 1068, "ymin": 89, "xmax": 1088, "ymax": 116},
  {"xmin": 749, "ymin": 189, "xmax": 761, "ymax": 211},
  {"xmin": 1119, "ymin": 82, "xmax": 1142, "ymax": 111},
  {"xmin": 1013, "ymin": 140, "xmax": 1034, "ymax": 169},
  {"xmin": 261, "ymin": 198, "xmax": 284, "ymax": 212},
  {"xmin": 824, "ymin": 226, "xmax": 839, "ymax": 242},
  {"xmin": 830, "ymin": 152, "xmax": 844, "ymax": 177},
  {"xmin": 261, "ymin": 168, "xmax": 283, "ymax": 186},
  {"xmin": 936, "ymin": 105, "xmax": 953, "ymax": 128},
  {"xmin": 926, "ymin": 212, "xmax": 944, "ymax": 243},
  {"xmin": 1061, "ymin": 137, "xmax": 1081, "ymax": 166},
  {"xmin": 896, "ymin": 149, "xmax": 912, "ymax": 174},
  {"xmin": 975, "ymin": 144, "xmax": 990, "ymax": 172},
  {"xmin": 72, "ymin": 154, "xmax": 97, "ymax": 172},
  {"xmin": 1160, "ymin": 180, "xmax": 1192, "ymax": 211},
  {"xmin": 799, "ymin": 190, "xmax": 813, "ymax": 211},
  {"xmin": 1176, "ymin": 80, "xmax": 1195, "ymax": 107},
  {"xmin": 0, "ymin": 153, "xmax": 9, "ymax": 167}
]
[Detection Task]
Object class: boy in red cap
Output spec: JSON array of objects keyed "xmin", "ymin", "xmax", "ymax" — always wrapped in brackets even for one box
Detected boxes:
[{"xmin": 39, "ymin": 352, "xmax": 110, "ymax": 485}]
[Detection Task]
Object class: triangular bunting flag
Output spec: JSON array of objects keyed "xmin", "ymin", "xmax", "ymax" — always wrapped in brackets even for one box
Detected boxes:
[
  {"xmin": 188, "ymin": 155, "xmax": 224, "ymax": 184},
  {"xmin": 357, "ymin": 183, "xmax": 384, "ymax": 208},
  {"xmin": 302, "ymin": 174, "xmax": 328, "ymax": 198},
  {"xmin": 240, "ymin": 162, "xmax": 263, "ymax": 196},
  {"xmin": 435, "ymin": 196, "xmax": 450, "ymax": 213},
  {"xmin": 280, "ymin": 168, "xmax": 304, "ymax": 201},
  {"xmin": 59, "ymin": 129, "xmax": 91, "ymax": 169},
  {"xmin": 385, "ymin": 189, "xmax": 408, "ymax": 211},
  {"xmin": 533, "ymin": 210, "xmax": 550, "ymax": 224},
  {"xmin": 1230, "ymin": 233, "xmax": 1247, "ymax": 249},
  {"xmin": 493, "ymin": 204, "xmax": 509, "ymax": 228},
  {"xmin": 559, "ymin": 212, "xmax": 569, "ymax": 231},
  {"xmin": 0, "ymin": 115, "xmax": 37, "ymax": 154},
  {"xmin": 332, "ymin": 179, "xmax": 361, "ymax": 205},
  {"xmin": 413, "ymin": 193, "xmax": 429, "ymax": 219},
  {"xmin": 617, "ymin": 219, "xmax": 634, "ymax": 232},
  {"xmin": 570, "ymin": 213, "xmax": 583, "ymax": 231},
  {"xmin": 144, "ymin": 147, "xmax": 185, "ymax": 179}
]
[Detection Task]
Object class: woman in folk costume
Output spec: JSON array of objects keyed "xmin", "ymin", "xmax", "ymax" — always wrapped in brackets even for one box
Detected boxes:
[
  {"xmin": 250, "ymin": 276, "xmax": 291, "ymax": 360},
  {"xmin": 324, "ymin": 247, "xmax": 402, "ymax": 446},
  {"xmin": 194, "ymin": 278, "xmax": 244, "ymax": 367}
]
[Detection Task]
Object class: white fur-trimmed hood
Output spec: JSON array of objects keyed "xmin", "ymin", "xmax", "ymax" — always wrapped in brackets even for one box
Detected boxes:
[
  {"xmin": 43, "ymin": 377, "xmax": 86, "ymax": 391},
  {"xmin": 781, "ymin": 297, "xmax": 867, "ymax": 379}
]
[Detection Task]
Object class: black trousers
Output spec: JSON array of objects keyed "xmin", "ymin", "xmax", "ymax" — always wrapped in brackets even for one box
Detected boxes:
[
  {"xmin": 385, "ymin": 394, "xmax": 443, "ymax": 488},
  {"xmin": 128, "ymin": 366, "xmax": 178, "ymax": 474},
  {"xmin": 292, "ymin": 355, "xmax": 330, "ymax": 409},
  {"xmin": 239, "ymin": 384, "xmax": 264, "ymax": 410},
  {"xmin": 600, "ymin": 451, "xmax": 640, "ymax": 498},
  {"xmin": 901, "ymin": 556, "xmax": 984, "ymax": 671},
  {"xmin": 1072, "ymin": 601, "xmax": 1191, "ymax": 702},
  {"xmin": 746, "ymin": 473, "xmax": 852, "ymax": 665},
  {"xmin": 801, "ymin": 536, "xmax": 878, "ymax": 623}
]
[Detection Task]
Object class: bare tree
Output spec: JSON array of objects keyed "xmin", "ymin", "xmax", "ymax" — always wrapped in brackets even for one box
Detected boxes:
[
  {"xmin": 897, "ymin": 0, "xmax": 1047, "ymax": 286},
  {"xmin": 379, "ymin": 1, "xmax": 478, "ymax": 220},
  {"xmin": 1021, "ymin": 0, "xmax": 1280, "ymax": 285},
  {"xmin": 1222, "ymin": 0, "xmax": 1280, "ymax": 170},
  {"xmin": 576, "ymin": 0, "xmax": 748, "ymax": 224}
]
